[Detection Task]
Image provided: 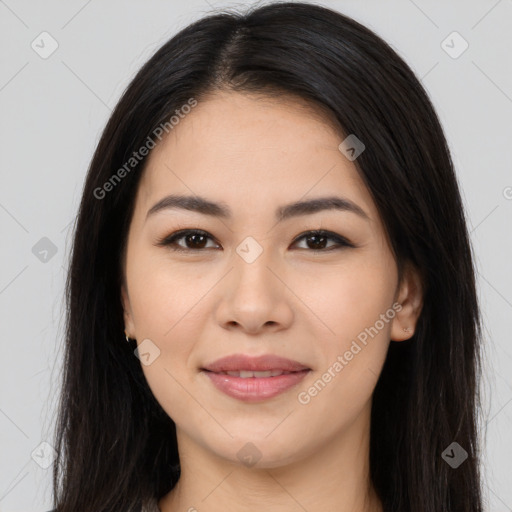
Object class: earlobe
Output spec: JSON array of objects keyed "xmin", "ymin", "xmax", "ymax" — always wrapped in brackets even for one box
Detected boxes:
[{"xmin": 390, "ymin": 263, "xmax": 424, "ymax": 342}]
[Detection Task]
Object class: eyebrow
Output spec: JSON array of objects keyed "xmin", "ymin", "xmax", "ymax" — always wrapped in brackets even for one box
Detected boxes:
[{"xmin": 146, "ymin": 194, "xmax": 369, "ymax": 223}]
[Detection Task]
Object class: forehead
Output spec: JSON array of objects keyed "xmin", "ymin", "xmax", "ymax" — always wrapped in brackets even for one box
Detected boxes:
[{"xmin": 135, "ymin": 91, "xmax": 377, "ymax": 223}]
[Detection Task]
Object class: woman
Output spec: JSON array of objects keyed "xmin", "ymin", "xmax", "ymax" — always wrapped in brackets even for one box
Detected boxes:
[{"xmin": 50, "ymin": 2, "xmax": 483, "ymax": 511}]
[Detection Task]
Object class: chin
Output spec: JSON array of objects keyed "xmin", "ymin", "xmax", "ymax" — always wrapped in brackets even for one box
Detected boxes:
[{"xmin": 213, "ymin": 435, "xmax": 309, "ymax": 470}]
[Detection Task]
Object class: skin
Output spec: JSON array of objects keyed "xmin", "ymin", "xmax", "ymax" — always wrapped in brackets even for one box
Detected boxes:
[{"xmin": 121, "ymin": 90, "xmax": 423, "ymax": 512}]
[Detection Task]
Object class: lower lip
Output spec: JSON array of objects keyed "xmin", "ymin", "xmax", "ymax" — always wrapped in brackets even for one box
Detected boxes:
[{"xmin": 203, "ymin": 370, "xmax": 310, "ymax": 402}]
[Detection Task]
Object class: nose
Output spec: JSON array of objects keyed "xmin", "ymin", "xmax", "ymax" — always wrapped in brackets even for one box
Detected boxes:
[{"xmin": 214, "ymin": 252, "xmax": 294, "ymax": 335}]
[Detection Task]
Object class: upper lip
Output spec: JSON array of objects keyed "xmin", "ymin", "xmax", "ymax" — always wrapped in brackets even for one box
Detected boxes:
[{"xmin": 202, "ymin": 354, "xmax": 311, "ymax": 373}]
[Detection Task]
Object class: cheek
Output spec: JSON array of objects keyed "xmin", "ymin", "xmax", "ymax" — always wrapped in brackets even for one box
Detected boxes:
[
  {"xmin": 126, "ymin": 246, "xmax": 207, "ymax": 339},
  {"xmin": 297, "ymin": 253, "xmax": 396, "ymax": 406},
  {"xmin": 304, "ymin": 254, "xmax": 397, "ymax": 343},
  {"xmin": 126, "ymin": 251, "xmax": 209, "ymax": 425},
  {"xmin": 125, "ymin": 250, "xmax": 210, "ymax": 411}
]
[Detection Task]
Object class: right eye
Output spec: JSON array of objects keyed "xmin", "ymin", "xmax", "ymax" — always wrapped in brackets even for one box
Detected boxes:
[{"xmin": 156, "ymin": 229, "xmax": 220, "ymax": 252}]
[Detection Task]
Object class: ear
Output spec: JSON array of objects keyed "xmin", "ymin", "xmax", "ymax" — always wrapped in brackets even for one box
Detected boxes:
[
  {"xmin": 121, "ymin": 283, "xmax": 136, "ymax": 338},
  {"xmin": 390, "ymin": 262, "xmax": 423, "ymax": 342}
]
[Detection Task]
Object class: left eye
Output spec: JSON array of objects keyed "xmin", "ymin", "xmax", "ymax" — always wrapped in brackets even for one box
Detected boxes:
[
  {"xmin": 293, "ymin": 230, "xmax": 353, "ymax": 251},
  {"xmin": 156, "ymin": 229, "xmax": 354, "ymax": 252}
]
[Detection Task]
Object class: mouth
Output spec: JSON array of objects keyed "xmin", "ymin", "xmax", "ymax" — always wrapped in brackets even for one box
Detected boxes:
[
  {"xmin": 207, "ymin": 369, "xmax": 300, "ymax": 377},
  {"xmin": 200, "ymin": 354, "xmax": 311, "ymax": 402},
  {"xmin": 201, "ymin": 353, "xmax": 311, "ymax": 373}
]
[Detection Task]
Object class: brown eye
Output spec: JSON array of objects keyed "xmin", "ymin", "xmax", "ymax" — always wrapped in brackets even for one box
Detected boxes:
[
  {"xmin": 181, "ymin": 232, "xmax": 209, "ymax": 249},
  {"xmin": 157, "ymin": 230, "xmax": 219, "ymax": 252},
  {"xmin": 291, "ymin": 230, "xmax": 354, "ymax": 251},
  {"xmin": 157, "ymin": 229, "xmax": 353, "ymax": 253},
  {"xmin": 298, "ymin": 233, "xmax": 330, "ymax": 250}
]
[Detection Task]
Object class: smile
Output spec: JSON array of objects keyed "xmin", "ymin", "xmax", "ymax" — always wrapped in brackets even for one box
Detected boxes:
[{"xmin": 202, "ymin": 369, "xmax": 310, "ymax": 402}]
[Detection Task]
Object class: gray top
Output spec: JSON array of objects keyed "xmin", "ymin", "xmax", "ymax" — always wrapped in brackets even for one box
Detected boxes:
[
  {"xmin": 143, "ymin": 497, "xmax": 162, "ymax": 512},
  {"xmin": 47, "ymin": 498, "xmax": 161, "ymax": 512}
]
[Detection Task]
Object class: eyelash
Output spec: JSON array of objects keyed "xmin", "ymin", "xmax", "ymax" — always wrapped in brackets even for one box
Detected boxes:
[{"xmin": 155, "ymin": 229, "xmax": 355, "ymax": 253}]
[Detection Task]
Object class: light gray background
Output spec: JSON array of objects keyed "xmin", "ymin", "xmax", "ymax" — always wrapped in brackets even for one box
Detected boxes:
[{"xmin": 0, "ymin": 0, "xmax": 511, "ymax": 510}]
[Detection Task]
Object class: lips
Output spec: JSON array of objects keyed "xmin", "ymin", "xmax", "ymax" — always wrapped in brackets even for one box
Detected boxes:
[
  {"xmin": 201, "ymin": 354, "xmax": 311, "ymax": 402},
  {"xmin": 217, "ymin": 370, "xmax": 293, "ymax": 378},
  {"xmin": 201, "ymin": 354, "xmax": 310, "ymax": 373}
]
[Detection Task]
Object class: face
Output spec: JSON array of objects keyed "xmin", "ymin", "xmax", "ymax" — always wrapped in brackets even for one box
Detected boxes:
[{"xmin": 122, "ymin": 91, "xmax": 421, "ymax": 468}]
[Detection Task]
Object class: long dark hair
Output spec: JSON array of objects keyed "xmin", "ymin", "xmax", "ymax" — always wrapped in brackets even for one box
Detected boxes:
[{"xmin": 51, "ymin": 2, "xmax": 483, "ymax": 510}]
